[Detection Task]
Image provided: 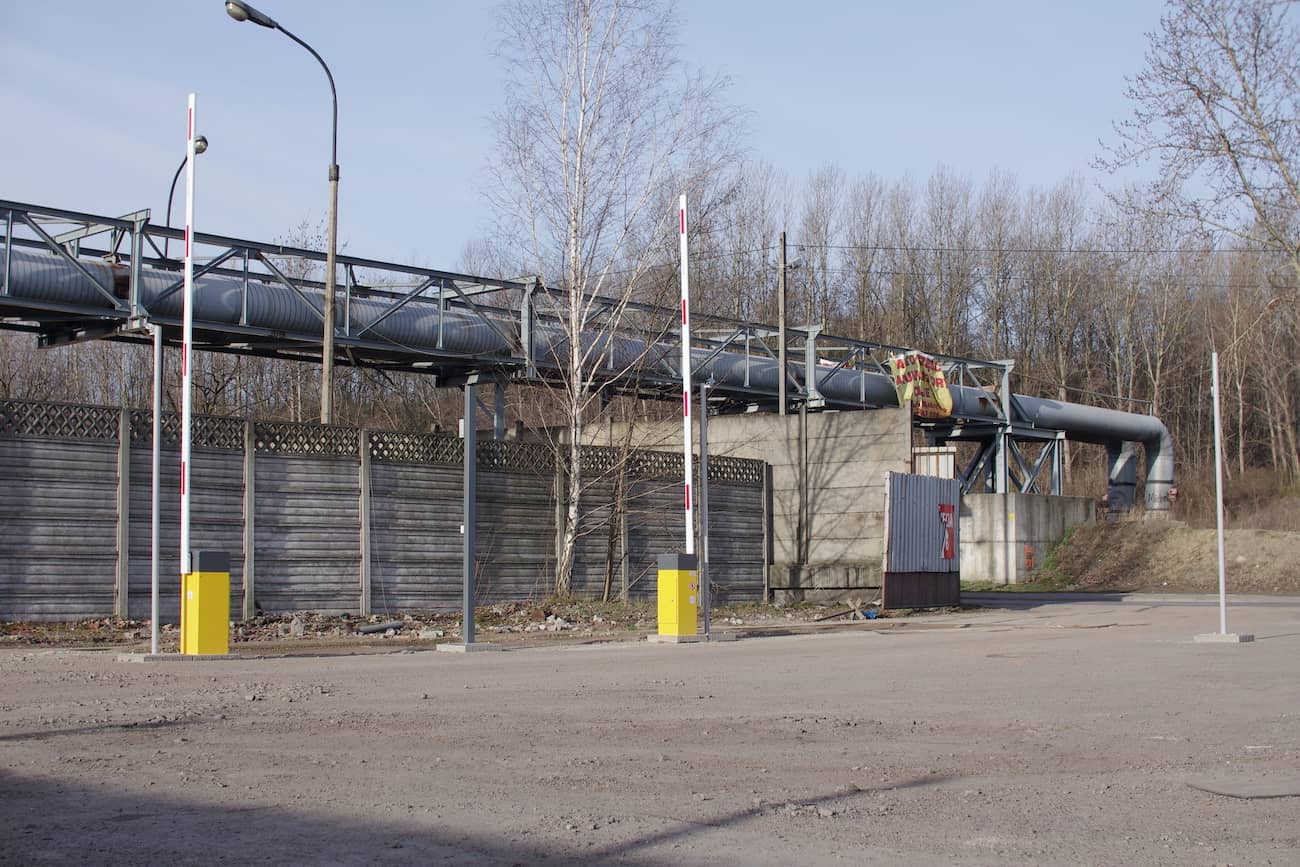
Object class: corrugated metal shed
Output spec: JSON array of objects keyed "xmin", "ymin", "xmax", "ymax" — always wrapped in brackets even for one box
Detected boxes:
[
  {"xmin": 881, "ymin": 472, "xmax": 961, "ymax": 609},
  {"xmin": 882, "ymin": 472, "xmax": 961, "ymax": 573}
]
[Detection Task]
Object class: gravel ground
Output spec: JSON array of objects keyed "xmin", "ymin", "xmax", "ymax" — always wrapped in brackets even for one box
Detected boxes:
[{"xmin": 2, "ymin": 593, "xmax": 1297, "ymax": 866}]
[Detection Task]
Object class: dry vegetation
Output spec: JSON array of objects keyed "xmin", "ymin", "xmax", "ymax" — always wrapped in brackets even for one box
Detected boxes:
[{"xmin": 1021, "ymin": 518, "xmax": 1300, "ymax": 594}]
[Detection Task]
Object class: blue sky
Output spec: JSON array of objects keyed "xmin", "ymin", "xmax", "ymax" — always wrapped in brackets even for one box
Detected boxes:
[{"xmin": 0, "ymin": 1, "xmax": 1165, "ymax": 269}]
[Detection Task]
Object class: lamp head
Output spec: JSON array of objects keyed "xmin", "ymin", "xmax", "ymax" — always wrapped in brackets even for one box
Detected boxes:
[
  {"xmin": 225, "ymin": 0, "xmax": 277, "ymax": 29},
  {"xmin": 193, "ymin": 135, "xmax": 209, "ymax": 155}
]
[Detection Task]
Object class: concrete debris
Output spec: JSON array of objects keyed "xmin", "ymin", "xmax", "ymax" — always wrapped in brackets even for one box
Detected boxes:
[{"xmin": 2, "ymin": 600, "xmax": 911, "ymax": 651}]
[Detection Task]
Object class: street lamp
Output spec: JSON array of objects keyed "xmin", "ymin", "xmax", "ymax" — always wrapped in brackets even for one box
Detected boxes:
[
  {"xmin": 225, "ymin": 0, "xmax": 341, "ymax": 425},
  {"xmin": 165, "ymin": 135, "xmax": 208, "ymax": 260}
]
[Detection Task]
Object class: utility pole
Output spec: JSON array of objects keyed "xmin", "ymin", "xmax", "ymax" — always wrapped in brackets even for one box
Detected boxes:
[{"xmin": 777, "ymin": 231, "xmax": 787, "ymax": 416}]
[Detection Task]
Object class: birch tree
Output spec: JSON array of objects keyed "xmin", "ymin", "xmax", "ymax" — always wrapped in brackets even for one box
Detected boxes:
[{"xmin": 489, "ymin": 0, "xmax": 737, "ymax": 594}]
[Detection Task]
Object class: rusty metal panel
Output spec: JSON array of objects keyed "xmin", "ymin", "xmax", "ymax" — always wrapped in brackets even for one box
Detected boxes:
[{"xmin": 881, "ymin": 572, "xmax": 960, "ymax": 609}]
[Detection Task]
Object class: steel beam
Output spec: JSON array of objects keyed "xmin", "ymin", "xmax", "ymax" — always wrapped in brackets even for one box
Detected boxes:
[{"xmin": 0, "ymin": 199, "xmax": 1176, "ymax": 507}]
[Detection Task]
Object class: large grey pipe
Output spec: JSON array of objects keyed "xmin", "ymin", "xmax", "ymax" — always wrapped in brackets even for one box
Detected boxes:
[
  {"xmin": 2, "ymin": 247, "xmax": 1173, "ymax": 511},
  {"xmin": 688, "ymin": 351, "xmax": 1172, "ymax": 511}
]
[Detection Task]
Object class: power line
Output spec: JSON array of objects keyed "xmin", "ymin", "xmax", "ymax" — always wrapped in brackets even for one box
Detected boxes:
[
  {"xmin": 759, "ymin": 264, "xmax": 1289, "ymax": 293},
  {"xmin": 548, "ymin": 244, "xmax": 778, "ymax": 282},
  {"xmin": 792, "ymin": 241, "xmax": 1294, "ymax": 256}
]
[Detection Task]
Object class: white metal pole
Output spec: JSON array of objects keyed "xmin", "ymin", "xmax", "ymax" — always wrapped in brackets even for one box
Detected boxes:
[
  {"xmin": 151, "ymin": 324, "xmax": 162, "ymax": 655},
  {"xmin": 698, "ymin": 381, "xmax": 711, "ymax": 636},
  {"xmin": 679, "ymin": 195, "xmax": 694, "ymax": 555},
  {"xmin": 1211, "ymin": 351, "xmax": 1227, "ymax": 634},
  {"xmin": 180, "ymin": 93, "xmax": 197, "ymax": 583}
]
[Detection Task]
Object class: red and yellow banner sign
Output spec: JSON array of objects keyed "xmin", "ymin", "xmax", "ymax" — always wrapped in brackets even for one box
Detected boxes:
[{"xmin": 890, "ymin": 351, "xmax": 953, "ymax": 419}]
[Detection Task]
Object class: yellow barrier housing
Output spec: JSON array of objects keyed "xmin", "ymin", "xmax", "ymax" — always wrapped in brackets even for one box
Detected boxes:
[
  {"xmin": 657, "ymin": 553, "xmax": 698, "ymax": 637},
  {"xmin": 180, "ymin": 550, "xmax": 230, "ymax": 656}
]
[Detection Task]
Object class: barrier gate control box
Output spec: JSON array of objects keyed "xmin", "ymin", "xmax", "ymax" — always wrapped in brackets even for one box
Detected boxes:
[
  {"xmin": 656, "ymin": 553, "xmax": 698, "ymax": 637},
  {"xmin": 181, "ymin": 550, "xmax": 230, "ymax": 656}
]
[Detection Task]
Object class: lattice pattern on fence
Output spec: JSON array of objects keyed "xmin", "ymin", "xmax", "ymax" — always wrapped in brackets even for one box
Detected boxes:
[
  {"xmin": 255, "ymin": 422, "xmax": 360, "ymax": 457},
  {"xmin": 0, "ymin": 398, "xmax": 119, "ymax": 441},
  {"xmin": 479, "ymin": 439, "xmax": 554, "ymax": 474},
  {"xmin": 128, "ymin": 410, "xmax": 173, "ymax": 445},
  {"xmin": 129, "ymin": 411, "xmax": 242, "ymax": 450},
  {"xmin": 370, "ymin": 431, "xmax": 461, "ymax": 465},
  {"xmin": 581, "ymin": 443, "xmax": 763, "ymax": 486},
  {"xmin": 708, "ymin": 454, "xmax": 765, "ymax": 486},
  {"xmin": 2, "ymin": 398, "xmax": 764, "ymax": 484},
  {"xmin": 585, "ymin": 445, "xmax": 680, "ymax": 480},
  {"xmin": 194, "ymin": 416, "xmax": 244, "ymax": 451}
]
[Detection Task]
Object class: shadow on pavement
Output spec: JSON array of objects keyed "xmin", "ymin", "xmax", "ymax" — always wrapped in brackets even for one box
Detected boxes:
[
  {"xmin": 0, "ymin": 770, "xmax": 953, "ymax": 866},
  {"xmin": 0, "ymin": 718, "xmax": 191, "ymax": 743},
  {"xmin": 962, "ymin": 592, "xmax": 1134, "ymax": 610},
  {"xmin": 1, "ymin": 769, "xmax": 587, "ymax": 866},
  {"xmin": 573, "ymin": 775, "xmax": 952, "ymax": 865}
]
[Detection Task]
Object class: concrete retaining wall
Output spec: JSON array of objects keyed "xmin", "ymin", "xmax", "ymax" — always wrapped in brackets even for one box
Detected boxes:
[
  {"xmin": 593, "ymin": 409, "xmax": 913, "ymax": 601},
  {"xmin": 960, "ymin": 493, "xmax": 1095, "ymax": 584}
]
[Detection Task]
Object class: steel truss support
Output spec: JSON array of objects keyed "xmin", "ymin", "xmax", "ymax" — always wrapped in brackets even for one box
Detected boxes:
[
  {"xmin": 951, "ymin": 429, "xmax": 1066, "ymax": 497},
  {"xmin": 0, "ymin": 199, "xmax": 529, "ymax": 374},
  {"xmin": 0, "ymin": 199, "xmax": 1163, "ymax": 509}
]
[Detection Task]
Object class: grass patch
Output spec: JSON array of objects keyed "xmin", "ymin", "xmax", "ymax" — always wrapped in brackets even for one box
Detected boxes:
[{"xmin": 1031, "ymin": 526, "xmax": 1077, "ymax": 586}]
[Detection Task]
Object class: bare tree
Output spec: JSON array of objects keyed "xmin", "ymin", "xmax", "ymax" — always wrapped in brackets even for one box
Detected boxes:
[
  {"xmin": 921, "ymin": 166, "xmax": 978, "ymax": 355},
  {"xmin": 974, "ymin": 169, "xmax": 1023, "ymax": 359},
  {"xmin": 796, "ymin": 164, "xmax": 844, "ymax": 328},
  {"xmin": 841, "ymin": 172, "xmax": 887, "ymax": 342},
  {"xmin": 489, "ymin": 0, "xmax": 738, "ymax": 594},
  {"xmin": 1102, "ymin": 0, "xmax": 1300, "ymax": 285}
]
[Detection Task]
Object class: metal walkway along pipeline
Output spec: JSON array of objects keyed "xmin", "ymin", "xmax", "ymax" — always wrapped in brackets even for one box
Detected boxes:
[{"xmin": 0, "ymin": 199, "xmax": 1172, "ymax": 509}]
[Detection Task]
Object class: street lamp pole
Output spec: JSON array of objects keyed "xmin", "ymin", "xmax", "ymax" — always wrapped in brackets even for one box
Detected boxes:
[
  {"xmin": 165, "ymin": 136, "xmax": 207, "ymax": 260},
  {"xmin": 155, "ymin": 133, "xmax": 207, "ymax": 654},
  {"xmin": 225, "ymin": 0, "xmax": 340, "ymax": 424}
]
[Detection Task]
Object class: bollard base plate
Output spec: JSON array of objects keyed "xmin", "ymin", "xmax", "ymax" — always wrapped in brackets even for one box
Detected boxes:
[
  {"xmin": 1194, "ymin": 632, "xmax": 1254, "ymax": 643},
  {"xmin": 646, "ymin": 634, "xmax": 702, "ymax": 644},
  {"xmin": 436, "ymin": 642, "xmax": 502, "ymax": 653},
  {"xmin": 116, "ymin": 653, "xmax": 236, "ymax": 663}
]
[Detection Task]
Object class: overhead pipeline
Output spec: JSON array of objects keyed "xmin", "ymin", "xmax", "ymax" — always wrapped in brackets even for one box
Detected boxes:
[{"xmin": 1, "ymin": 247, "xmax": 1172, "ymax": 511}]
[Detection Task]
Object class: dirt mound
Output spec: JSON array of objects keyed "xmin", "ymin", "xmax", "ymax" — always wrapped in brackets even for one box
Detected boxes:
[{"xmin": 1043, "ymin": 521, "xmax": 1300, "ymax": 593}]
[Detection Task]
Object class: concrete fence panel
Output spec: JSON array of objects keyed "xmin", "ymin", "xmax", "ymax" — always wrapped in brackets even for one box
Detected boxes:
[{"xmin": 0, "ymin": 398, "xmax": 768, "ymax": 620}]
